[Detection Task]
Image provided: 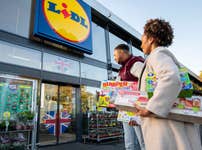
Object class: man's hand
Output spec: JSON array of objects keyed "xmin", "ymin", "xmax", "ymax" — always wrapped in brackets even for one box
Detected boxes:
[
  {"xmin": 134, "ymin": 104, "xmax": 151, "ymax": 117},
  {"xmin": 115, "ymin": 105, "xmax": 125, "ymax": 111},
  {"xmin": 115, "ymin": 105, "xmax": 138, "ymax": 112},
  {"xmin": 128, "ymin": 120, "xmax": 138, "ymax": 126}
]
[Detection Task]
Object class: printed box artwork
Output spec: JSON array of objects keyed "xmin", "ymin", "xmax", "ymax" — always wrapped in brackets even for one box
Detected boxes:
[
  {"xmin": 171, "ymin": 96, "xmax": 202, "ymax": 117},
  {"xmin": 100, "ymin": 81, "xmax": 202, "ymax": 124},
  {"xmin": 98, "ymin": 81, "xmax": 138, "ymax": 107},
  {"xmin": 146, "ymin": 67, "xmax": 193, "ymax": 98},
  {"xmin": 114, "ymin": 90, "xmax": 148, "ymax": 107},
  {"xmin": 99, "ymin": 81, "xmax": 140, "ymax": 123},
  {"xmin": 117, "ymin": 111, "xmax": 141, "ymax": 125},
  {"xmin": 115, "ymin": 91, "xmax": 202, "ymax": 124},
  {"xmin": 115, "ymin": 90, "xmax": 148, "ymax": 124}
]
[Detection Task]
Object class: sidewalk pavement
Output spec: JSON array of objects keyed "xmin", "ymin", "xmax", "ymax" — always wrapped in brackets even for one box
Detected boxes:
[{"xmin": 39, "ymin": 142, "xmax": 125, "ymax": 150}]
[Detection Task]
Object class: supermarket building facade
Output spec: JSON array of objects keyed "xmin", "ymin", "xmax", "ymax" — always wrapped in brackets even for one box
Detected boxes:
[{"xmin": 0, "ymin": 0, "xmax": 201, "ymax": 148}]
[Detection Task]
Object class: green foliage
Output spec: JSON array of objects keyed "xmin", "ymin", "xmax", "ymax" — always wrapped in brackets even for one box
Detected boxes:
[
  {"xmin": 16, "ymin": 111, "xmax": 34, "ymax": 123},
  {"xmin": 0, "ymin": 120, "xmax": 6, "ymax": 130}
]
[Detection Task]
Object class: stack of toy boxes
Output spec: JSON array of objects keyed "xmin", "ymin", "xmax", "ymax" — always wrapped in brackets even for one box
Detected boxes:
[
  {"xmin": 99, "ymin": 81, "xmax": 148, "ymax": 123},
  {"xmin": 146, "ymin": 67, "xmax": 193, "ymax": 98}
]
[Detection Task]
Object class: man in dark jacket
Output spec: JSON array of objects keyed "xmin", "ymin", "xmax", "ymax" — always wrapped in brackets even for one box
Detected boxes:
[{"xmin": 114, "ymin": 44, "xmax": 145, "ymax": 150}]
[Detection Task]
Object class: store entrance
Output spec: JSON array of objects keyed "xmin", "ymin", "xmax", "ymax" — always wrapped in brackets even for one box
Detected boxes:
[{"xmin": 39, "ymin": 83, "xmax": 76, "ymax": 145}]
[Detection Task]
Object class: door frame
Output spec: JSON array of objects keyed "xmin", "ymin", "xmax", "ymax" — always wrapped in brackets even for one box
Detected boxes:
[{"xmin": 37, "ymin": 81, "xmax": 82, "ymax": 146}]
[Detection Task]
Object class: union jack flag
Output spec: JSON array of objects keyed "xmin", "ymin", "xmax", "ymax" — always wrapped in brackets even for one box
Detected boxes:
[
  {"xmin": 42, "ymin": 111, "xmax": 72, "ymax": 136},
  {"xmin": 55, "ymin": 58, "xmax": 71, "ymax": 73}
]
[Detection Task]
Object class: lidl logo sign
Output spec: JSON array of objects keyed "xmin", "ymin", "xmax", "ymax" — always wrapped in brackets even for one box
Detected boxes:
[
  {"xmin": 34, "ymin": 0, "xmax": 92, "ymax": 54},
  {"xmin": 44, "ymin": 0, "xmax": 90, "ymax": 42}
]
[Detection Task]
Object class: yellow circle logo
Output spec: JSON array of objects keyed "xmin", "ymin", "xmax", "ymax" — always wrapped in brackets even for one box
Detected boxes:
[{"xmin": 43, "ymin": 0, "xmax": 90, "ymax": 43}]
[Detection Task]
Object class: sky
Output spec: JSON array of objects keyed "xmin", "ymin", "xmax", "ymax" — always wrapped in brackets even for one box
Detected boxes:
[{"xmin": 96, "ymin": 0, "xmax": 202, "ymax": 75}]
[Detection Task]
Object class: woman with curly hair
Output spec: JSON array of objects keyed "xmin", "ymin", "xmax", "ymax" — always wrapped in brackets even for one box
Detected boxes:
[{"xmin": 135, "ymin": 18, "xmax": 202, "ymax": 150}]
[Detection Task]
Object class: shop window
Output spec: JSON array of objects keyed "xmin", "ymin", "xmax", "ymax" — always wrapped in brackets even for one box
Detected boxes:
[
  {"xmin": 81, "ymin": 63, "xmax": 108, "ymax": 81},
  {"xmin": 0, "ymin": 74, "xmax": 37, "ymax": 120},
  {"xmin": 132, "ymin": 46, "xmax": 145, "ymax": 58},
  {"xmin": 0, "ymin": 0, "xmax": 31, "ymax": 38},
  {"xmin": 109, "ymin": 32, "xmax": 128, "ymax": 64},
  {"xmin": 112, "ymin": 71, "xmax": 119, "ymax": 80},
  {"xmin": 0, "ymin": 74, "xmax": 38, "ymax": 147},
  {"xmin": 81, "ymin": 86, "xmax": 100, "ymax": 135},
  {"xmin": 0, "ymin": 41, "xmax": 41, "ymax": 69},
  {"xmin": 81, "ymin": 86, "xmax": 100, "ymax": 113},
  {"xmin": 43, "ymin": 53, "xmax": 80, "ymax": 77},
  {"xmin": 84, "ymin": 22, "xmax": 107, "ymax": 62}
]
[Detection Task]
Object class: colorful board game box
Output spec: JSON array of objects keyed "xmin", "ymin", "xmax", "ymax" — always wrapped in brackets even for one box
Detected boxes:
[
  {"xmin": 114, "ymin": 90, "xmax": 148, "ymax": 107},
  {"xmin": 98, "ymin": 81, "xmax": 138, "ymax": 107},
  {"xmin": 115, "ymin": 91, "xmax": 202, "ymax": 124},
  {"xmin": 117, "ymin": 110, "xmax": 141, "ymax": 124},
  {"xmin": 99, "ymin": 81, "xmax": 141, "ymax": 122},
  {"xmin": 146, "ymin": 67, "xmax": 193, "ymax": 98}
]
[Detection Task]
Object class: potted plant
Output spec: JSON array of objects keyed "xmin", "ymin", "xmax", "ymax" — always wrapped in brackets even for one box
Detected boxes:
[
  {"xmin": 0, "ymin": 135, "xmax": 11, "ymax": 150},
  {"xmin": 25, "ymin": 111, "xmax": 35, "ymax": 130},
  {"xmin": 16, "ymin": 111, "xmax": 35, "ymax": 130},
  {"xmin": 0, "ymin": 121, "xmax": 6, "ymax": 131},
  {"xmin": 25, "ymin": 111, "xmax": 34, "ymax": 121},
  {"xmin": 8, "ymin": 120, "xmax": 16, "ymax": 131},
  {"xmin": 12, "ymin": 141, "xmax": 25, "ymax": 150}
]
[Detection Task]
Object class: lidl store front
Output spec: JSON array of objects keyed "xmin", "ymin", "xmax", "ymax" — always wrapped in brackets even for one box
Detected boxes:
[{"xmin": 0, "ymin": 0, "xmax": 144, "ymax": 148}]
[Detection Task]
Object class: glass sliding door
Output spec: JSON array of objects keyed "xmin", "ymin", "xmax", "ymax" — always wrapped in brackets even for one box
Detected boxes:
[
  {"xmin": 39, "ymin": 83, "xmax": 58, "ymax": 145},
  {"xmin": 39, "ymin": 83, "xmax": 76, "ymax": 145},
  {"xmin": 58, "ymin": 85, "xmax": 76, "ymax": 143}
]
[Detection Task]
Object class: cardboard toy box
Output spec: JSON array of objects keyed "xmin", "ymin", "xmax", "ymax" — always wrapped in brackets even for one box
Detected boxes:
[
  {"xmin": 146, "ymin": 67, "xmax": 193, "ymax": 98},
  {"xmin": 169, "ymin": 96, "xmax": 202, "ymax": 123},
  {"xmin": 99, "ymin": 81, "xmax": 140, "ymax": 122},
  {"xmin": 114, "ymin": 91, "xmax": 202, "ymax": 124},
  {"xmin": 117, "ymin": 110, "xmax": 141, "ymax": 124},
  {"xmin": 114, "ymin": 90, "xmax": 148, "ymax": 124},
  {"xmin": 114, "ymin": 90, "xmax": 148, "ymax": 107},
  {"xmin": 98, "ymin": 81, "xmax": 138, "ymax": 107}
]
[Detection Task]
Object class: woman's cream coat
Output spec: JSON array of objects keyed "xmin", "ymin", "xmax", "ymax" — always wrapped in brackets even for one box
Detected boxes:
[{"xmin": 139, "ymin": 47, "xmax": 202, "ymax": 150}]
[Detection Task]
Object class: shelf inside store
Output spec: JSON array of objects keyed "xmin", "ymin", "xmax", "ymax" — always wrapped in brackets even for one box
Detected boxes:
[{"xmin": 87, "ymin": 111, "xmax": 123, "ymax": 142}]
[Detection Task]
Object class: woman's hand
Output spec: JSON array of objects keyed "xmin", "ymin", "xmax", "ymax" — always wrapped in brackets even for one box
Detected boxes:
[{"xmin": 134, "ymin": 104, "xmax": 151, "ymax": 117}]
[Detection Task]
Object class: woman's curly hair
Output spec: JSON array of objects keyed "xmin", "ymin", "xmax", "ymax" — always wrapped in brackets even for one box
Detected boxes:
[{"xmin": 144, "ymin": 18, "xmax": 174, "ymax": 47}]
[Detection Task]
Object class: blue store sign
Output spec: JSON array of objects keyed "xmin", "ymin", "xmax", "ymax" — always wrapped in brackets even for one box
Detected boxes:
[{"xmin": 33, "ymin": 0, "xmax": 92, "ymax": 54}]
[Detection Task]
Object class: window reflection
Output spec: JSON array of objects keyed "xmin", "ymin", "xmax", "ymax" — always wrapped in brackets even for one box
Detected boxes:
[
  {"xmin": 81, "ymin": 86, "xmax": 100, "ymax": 113},
  {"xmin": 112, "ymin": 71, "xmax": 119, "ymax": 80},
  {"xmin": 0, "ymin": 41, "xmax": 41, "ymax": 69},
  {"xmin": 132, "ymin": 46, "xmax": 145, "ymax": 58},
  {"xmin": 85, "ymin": 22, "xmax": 107, "ymax": 62},
  {"xmin": 109, "ymin": 33, "xmax": 128, "ymax": 64},
  {"xmin": 43, "ymin": 53, "xmax": 79, "ymax": 77},
  {"xmin": 81, "ymin": 63, "xmax": 108, "ymax": 81}
]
